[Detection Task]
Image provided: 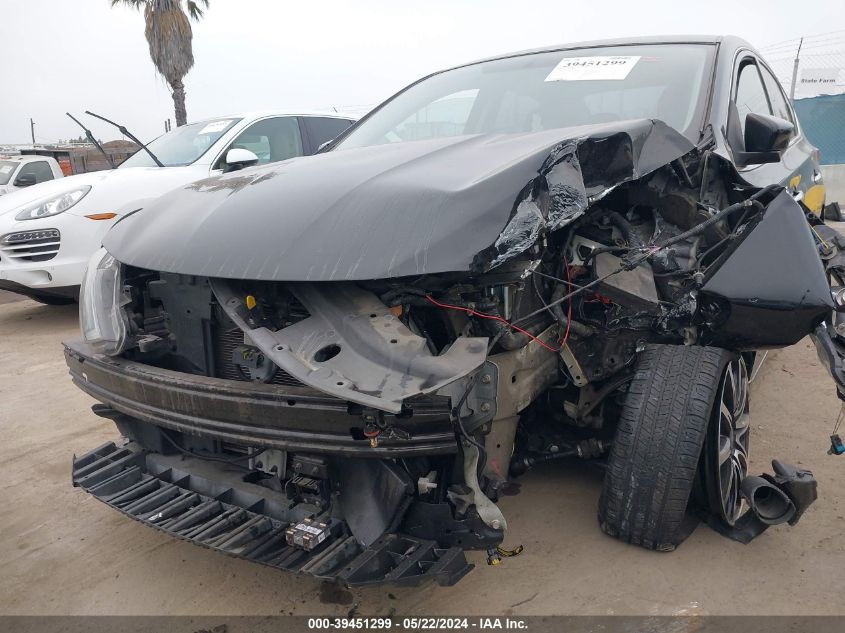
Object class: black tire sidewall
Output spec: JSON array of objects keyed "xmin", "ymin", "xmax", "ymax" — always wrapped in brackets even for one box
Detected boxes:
[{"xmin": 598, "ymin": 344, "xmax": 738, "ymax": 550}]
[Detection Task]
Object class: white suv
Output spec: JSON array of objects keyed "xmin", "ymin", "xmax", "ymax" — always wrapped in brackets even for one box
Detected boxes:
[{"xmin": 0, "ymin": 111, "xmax": 354, "ymax": 304}]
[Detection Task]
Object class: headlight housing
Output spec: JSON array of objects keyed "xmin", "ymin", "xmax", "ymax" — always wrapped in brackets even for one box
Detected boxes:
[
  {"xmin": 79, "ymin": 248, "xmax": 131, "ymax": 356},
  {"xmin": 15, "ymin": 186, "xmax": 91, "ymax": 221}
]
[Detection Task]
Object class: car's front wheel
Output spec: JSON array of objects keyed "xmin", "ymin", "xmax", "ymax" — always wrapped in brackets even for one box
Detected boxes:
[
  {"xmin": 698, "ymin": 356, "xmax": 750, "ymax": 526},
  {"xmin": 598, "ymin": 344, "xmax": 747, "ymax": 550}
]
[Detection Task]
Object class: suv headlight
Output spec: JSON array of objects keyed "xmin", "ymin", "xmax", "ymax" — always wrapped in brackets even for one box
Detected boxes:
[
  {"xmin": 15, "ymin": 186, "xmax": 91, "ymax": 221},
  {"xmin": 79, "ymin": 248, "xmax": 131, "ymax": 356}
]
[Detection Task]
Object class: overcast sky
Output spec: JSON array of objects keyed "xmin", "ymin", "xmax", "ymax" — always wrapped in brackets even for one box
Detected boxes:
[{"xmin": 2, "ymin": 0, "xmax": 843, "ymax": 144}]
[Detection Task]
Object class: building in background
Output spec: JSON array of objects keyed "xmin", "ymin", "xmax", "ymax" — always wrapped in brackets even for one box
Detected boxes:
[{"xmin": 17, "ymin": 140, "xmax": 138, "ymax": 175}]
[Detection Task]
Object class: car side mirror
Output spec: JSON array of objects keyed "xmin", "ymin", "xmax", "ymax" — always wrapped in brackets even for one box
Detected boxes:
[
  {"xmin": 727, "ymin": 104, "xmax": 794, "ymax": 167},
  {"xmin": 14, "ymin": 173, "xmax": 36, "ymax": 187},
  {"xmin": 223, "ymin": 148, "xmax": 259, "ymax": 173},
  {"xmin": 745, "ymin": 113, "xmax": 793, "ymax": 154}
]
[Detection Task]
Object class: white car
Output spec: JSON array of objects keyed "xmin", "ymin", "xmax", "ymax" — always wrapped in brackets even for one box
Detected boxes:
[
  {"xmin": 0, "ymin": 155, "xmax": 64, "ymax": 196},
  {"xmin": 0, "ymin": 111, "xmax": 354, "ymax": 304}
]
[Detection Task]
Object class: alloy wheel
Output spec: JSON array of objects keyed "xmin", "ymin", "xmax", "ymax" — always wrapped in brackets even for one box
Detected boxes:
[{"xmin": 705, "ymin": 357, "xmax": 750, "ymax": 526}]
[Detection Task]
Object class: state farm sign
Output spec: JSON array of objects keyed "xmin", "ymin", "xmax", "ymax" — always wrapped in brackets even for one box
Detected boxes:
[{"xmin": 798, "ymin": 67, "xmax": 842, "ymax": 96}]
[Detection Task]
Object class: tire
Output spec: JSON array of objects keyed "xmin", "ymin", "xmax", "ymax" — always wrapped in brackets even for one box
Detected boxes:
[
  {"xmin": 598, "ymin": 344, "xmax": 735, "ymax": 551},
  {"xmin": 826, "ymin": 202, "xmax": 843, "ymax": 222}
]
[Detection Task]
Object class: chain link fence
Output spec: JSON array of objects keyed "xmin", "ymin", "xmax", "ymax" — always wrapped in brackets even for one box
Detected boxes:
[{"xmin": 761, "ymin": 34, "xmax": 845, "ymax": 165}]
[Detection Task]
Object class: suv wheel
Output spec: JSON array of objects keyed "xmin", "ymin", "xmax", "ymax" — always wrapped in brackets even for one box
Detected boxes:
[{"xmin": 598, "ymin": 344, "xmax": 742, "ymax": 550}]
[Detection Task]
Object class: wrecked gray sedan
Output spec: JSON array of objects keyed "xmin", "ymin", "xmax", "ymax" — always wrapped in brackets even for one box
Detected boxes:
[{"xmin": 67, "ymin": 36, "xmax": 844, "ymax": 586}]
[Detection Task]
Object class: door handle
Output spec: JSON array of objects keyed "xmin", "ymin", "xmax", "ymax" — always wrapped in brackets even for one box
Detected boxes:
[
  {"xmin": 813, "ymin": 170, "xmax": 822, "ymax": 183},
  {"xmin": 791, "ymin": 189, "xmax": 805, "ymax": 202}
]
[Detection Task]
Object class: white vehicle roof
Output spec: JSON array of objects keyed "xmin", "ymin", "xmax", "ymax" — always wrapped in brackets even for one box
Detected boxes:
[
  {"xmin": 0, "ymin": 155, "xmax": 60, "ymax": 163},
  {"xmin": 190, "ymin": 110, "xmax": 358, "ymax": 123}
]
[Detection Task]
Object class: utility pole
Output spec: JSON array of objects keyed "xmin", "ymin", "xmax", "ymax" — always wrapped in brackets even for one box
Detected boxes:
[
  {"xmin": 30, "ymin": 118, "xmax": 35, "ymax": 144},
  {"xmin": 789, "ymin": 37, "xmax": 804, "ymax": 103}
]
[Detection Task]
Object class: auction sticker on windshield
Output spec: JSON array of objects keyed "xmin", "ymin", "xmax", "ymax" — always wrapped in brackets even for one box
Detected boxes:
[
  {"xmin": 198, "ymin": 119, "xmax": 233, "ymax": 135},
  {"xmin": 545, "ymin": 55, "xmax": 640, "ymax": 81}
]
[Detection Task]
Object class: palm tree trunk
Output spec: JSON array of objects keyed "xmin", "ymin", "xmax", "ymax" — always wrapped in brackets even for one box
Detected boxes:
[{"xmin": 170, "ymin": 78, "xmax": 188, "ymax": 126}]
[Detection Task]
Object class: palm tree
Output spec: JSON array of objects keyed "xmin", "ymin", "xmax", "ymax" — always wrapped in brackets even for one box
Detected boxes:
[{"xmin": 111, "ymin": 0, "xmax": 209, "ymax": 126}]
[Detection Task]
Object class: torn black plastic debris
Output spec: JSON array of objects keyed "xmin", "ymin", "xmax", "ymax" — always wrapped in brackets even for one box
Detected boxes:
[{"xmin": 700, "ymin": 460, "xmax": 818, "ymax": 544}]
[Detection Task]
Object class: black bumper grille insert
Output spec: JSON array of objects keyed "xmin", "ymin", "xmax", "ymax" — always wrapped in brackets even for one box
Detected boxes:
[{"xmin": 72, "ymin": 440, "xmax": 472, "ymax": 586}]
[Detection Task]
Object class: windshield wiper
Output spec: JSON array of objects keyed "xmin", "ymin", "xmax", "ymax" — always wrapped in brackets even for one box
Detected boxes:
[
  {"xmin": 66, "ymin": 113, "xmax": 116, "ymax": 169},
  {"xmin": 84, "ymin": 110, "xmax": 164, "ymax": 168}
]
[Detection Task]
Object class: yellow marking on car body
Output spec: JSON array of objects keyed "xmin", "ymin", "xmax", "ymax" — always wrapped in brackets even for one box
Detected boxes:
[{"xmin": 805, "ymin": 184, "xmax": 826, "ymax": 215}]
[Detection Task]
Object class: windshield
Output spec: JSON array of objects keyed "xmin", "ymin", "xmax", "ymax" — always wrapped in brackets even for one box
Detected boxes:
[
  {"xmin": 120, "ymin": 118, "xmax": 241, "ymax": 168},
  {"xmin": 0, "ymin": 160, "xmax": 18, "ymax": 185},
  {"xmin": 337, "ymin": 44, "xmax": 714, "ymax": 150}
]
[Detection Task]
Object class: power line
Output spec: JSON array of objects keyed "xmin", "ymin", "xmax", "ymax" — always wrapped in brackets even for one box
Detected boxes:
[
  {"xmin": 762, "ymin": 39, "xmax": 845, "ymax": 56},
  {"xmin": 761, "ymin": 29, "xmax": 845, "ymax": 51},
  {"xmin": 766, "ymin": 49, "xmax": 845, "ymax": 64}
]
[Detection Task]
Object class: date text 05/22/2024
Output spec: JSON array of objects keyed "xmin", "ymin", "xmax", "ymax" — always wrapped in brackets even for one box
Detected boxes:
[{"xmin": 307, "ymin": 617, "xmax": 529, "ymax": 630}]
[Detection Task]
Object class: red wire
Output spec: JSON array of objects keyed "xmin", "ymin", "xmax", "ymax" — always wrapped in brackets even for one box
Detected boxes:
[{"xmin": 425, "ymin": 295, "xmax": 561, "ymax": 353}]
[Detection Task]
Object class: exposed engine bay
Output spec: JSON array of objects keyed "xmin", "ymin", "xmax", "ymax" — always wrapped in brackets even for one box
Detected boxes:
[{"xmin": 67, "ymin": 119, "xmax": 842, "ymax": 586}]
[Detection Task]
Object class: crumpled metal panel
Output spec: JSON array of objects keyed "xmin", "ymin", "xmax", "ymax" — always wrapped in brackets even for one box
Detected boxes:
[
  {"xmin": 488, "ymin": 122, "xmax": 695, "ymax": 268},
  {"xmin": 103, "ymin": 119, "xmax": 694, "ymax": 280},
  {"xmin": 211, "ymin": 279, "xmax": 488, "ymax": 413}
]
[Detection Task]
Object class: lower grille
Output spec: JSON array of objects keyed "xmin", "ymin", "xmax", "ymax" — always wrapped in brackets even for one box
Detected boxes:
[
  {"xmin": 0, "ymin": 228, "xmax": 60, "ymax": 262},
  {"xmin": 213, "ymin": 325, "xmax": 304, "ymax": 387},
  {"xmin": 72, "ymin": 440, "xmax": 472, "ymax": 586}
]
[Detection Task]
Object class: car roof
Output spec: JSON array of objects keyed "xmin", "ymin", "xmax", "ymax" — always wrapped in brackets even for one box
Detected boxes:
[
  {"xmin": 190, "ymin": 110, "xmax": 359, "ymax": 125},
  {"xmin": 458, "ymin": 34, "xmax": 753, "ymax": 69},
  {"xmin": 0, "ymin": 155, "xmax": 55, "ymax": 163}
]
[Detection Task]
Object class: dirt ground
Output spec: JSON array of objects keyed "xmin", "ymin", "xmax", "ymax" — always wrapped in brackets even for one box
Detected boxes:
[{"xmin": 1, "ymin": 289, "xmax": 844, "ymax": 617}]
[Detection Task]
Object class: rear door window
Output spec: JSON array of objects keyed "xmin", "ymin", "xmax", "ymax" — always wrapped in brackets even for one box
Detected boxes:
[
  {"xmin": 304, "ymin": 117, "xmax": 354, "ymax": 152},
  {"xmin": 759, "ymin": 65, "xmax": 795, "ymax": 124}
]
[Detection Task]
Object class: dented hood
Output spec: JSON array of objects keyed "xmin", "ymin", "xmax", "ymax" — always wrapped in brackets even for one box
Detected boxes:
[{"xmin": 103, "ymin": 119, "xmax": 693, "ymax": 281}]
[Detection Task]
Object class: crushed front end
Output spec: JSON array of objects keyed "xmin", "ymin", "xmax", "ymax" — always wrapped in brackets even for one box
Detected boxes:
[
  {"xmin": 66, "ymin": 264, "xmax": 561, "ymax": 585},
  {"xmin": 66, "ymin": 121, "xmax": 837, "ymax": 585}
]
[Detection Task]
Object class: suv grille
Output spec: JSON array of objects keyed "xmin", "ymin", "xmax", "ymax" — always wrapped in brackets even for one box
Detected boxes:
[{"xmin": 0, "ymin": 228, "xmax": 61, "ymax": 263}]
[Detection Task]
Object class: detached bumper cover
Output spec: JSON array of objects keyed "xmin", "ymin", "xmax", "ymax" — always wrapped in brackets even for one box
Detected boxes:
[{"xmin": 72, "ymin": 441, "xmax": 472, "ymax": 586}]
